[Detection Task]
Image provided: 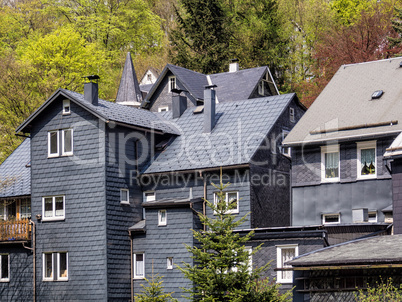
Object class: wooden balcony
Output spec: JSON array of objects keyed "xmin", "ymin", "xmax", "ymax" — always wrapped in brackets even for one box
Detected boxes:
[{"xmin": 0, "ymin": 219, "xmax": 31, "ymax": 242}]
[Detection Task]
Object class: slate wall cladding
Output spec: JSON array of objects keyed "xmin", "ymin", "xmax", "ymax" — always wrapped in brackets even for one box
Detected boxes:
[
  {"xmin": 392, "ymin": 158, "xmax": 402, "ymax": 234},
  {"xmin": 291, "ymin": 137, "xmax": 395, "ymax": 226},
  {"xmin": 105, "ymin": 125, "xmax": 154, "ymax": 300},
  {"xmin": 132, "ymin": 207, "xmax": 195, "ymax": 301},
  {"xmin": 250, "ymin": 97, "xmax": 303, "ymax": 228},
  {"xmin": 0, "ymin": 246, "xmax": 33, "ymax": 301},
  {"xmin": 148, "ymin": 71, "xmax": 197, "ymax": 112},
  {"xmin": 30, "ymin": 97, "xmax": 108, "ymax": 300}
]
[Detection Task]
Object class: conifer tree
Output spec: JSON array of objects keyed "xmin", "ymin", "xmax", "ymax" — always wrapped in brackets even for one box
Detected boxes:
[
  {"xmin": 134, "ymin": 274, "xmax": 178, "ymax": 302},
  {"xmin": 389, "ymin": 7, "xmax": 402, "ymax": 49},
  {"xmin": 179, "ymin": 177, "xmax": 290, "ymax": 301}
]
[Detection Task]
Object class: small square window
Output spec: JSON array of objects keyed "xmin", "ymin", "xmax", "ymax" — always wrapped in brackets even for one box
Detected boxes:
[
  {"xmin": 158, "ymin": 106, "xmax": 169, "ymax": 112},
  {"xmin": 357, "ymin": 141, "xmax": 376, "ymax": 179},
  {"xmin": 321, "ymin": 145, "xmax": 340, "ymax": 182},
  {"xmin": 120, "ymin": 189, "xmax": 129, "ymax": 204},
  {"xmin": 168, "ymin": 76, "xmax": 176, "ymax": 92},
  {"xmin": 167, "ymin": 257, "xmax": 173, "ymax": 270},
  {"xmin": 368, "ymin": 211, "xmax": 377, "ymax": 222},
  {"xmin": 42, "ymin": 196, "xmax": 65, "ymax": 221},
  {"xmin": 158, "ymin": 210, "xmax": 167, "ymax": 226},
  {"xmin": 323, "ymin": 213, "xmax": 340, "ymax": 224},
  {"xmin": 0, "ymin": 254, "xmax": 9, "ymax": 282},
  {"xmin": 134, "ymin": 253, "xmax": 145, "ymax": 279},
  {"xmin": 63, "ymin": 99, "xmax": 70, "ymax": 115},
  {"xmin": 276, "ymin": 245, "xmax": 298, "ymax": 283},
  {"xmin": 281, "ymin": 130, "xmax": 291, "ymax": 156},
  {"xmin": 214, "ymin": 191, "xmax": 239, "ymax": 214}
]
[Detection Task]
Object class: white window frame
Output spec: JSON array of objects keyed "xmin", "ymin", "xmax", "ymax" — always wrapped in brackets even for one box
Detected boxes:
[
  {"xmin": 158, "ymin": 209, "xmax": 167, "ymax": 226},
  {"xmin": 142, "ymin": 191, "xmax": 155, "ymax": 220},
  {"xmin": 168, "ymin": 76, "xmax": 176, "ymax": 92},
  {"xmin": 321, "ymin": 144, "xmax": 340, "ymax": 182},
  {"xmin": 258, "ymin": 80, "xmax": 264, "ymax": 95},
  {"xmin": 281, "ymin": 130, "xmax": 291, "ymax": 156},
  {"xmin": 289, "ymin": 107, "xmax": 295, "ymax": 123},
  {"xmin": 120, "ymin": 189, "xmax": 129, "ymax": 205},
  {"xmin": 133, "ymin": 253, "xmax": 145, "ymax": 279},
  {"xmin": 48, "ymin": 130, "xmax": 59, "ymax": 157},
  {"xmin": 42, "ymin": 195, "xmax": 65, "ymax": 221},
  {"xmin": 61, "ymin": 129, "xmax": 73, "ymax": 156},
  {"xmin": 357, "ymin": 141, "xmax": 377, "ymax": 179},
  {"xmin": 368, "ymin": 211, "xmax": 378, "ymax": 222},
  {"xmin": 158, "ymin": 106, "xmax": 169, "ymax": 112},
  {"xmin": 322, "ymin": 213, "xmax": 341, "ymax": 225},
  {"xmin": 0, "ymin": 254, "xmax": 10, "ymax": 282},
  {"xmin": 167, "ymin": 257, "xmax": 173, "ymax": 270},
  {"xmin": 62, "ymin": 99, "xmax": 70, "ymax": 115},
  {"xmin": 276, "ymin": 245, "xmax": 298, "ymax": 283},
  {"xmin": 43, "ymin": 252, "xmax": 68, "ymax": 281},
  {"xmin": 214, "ymin": 191, "xmax": 239, "ymax": 214}
]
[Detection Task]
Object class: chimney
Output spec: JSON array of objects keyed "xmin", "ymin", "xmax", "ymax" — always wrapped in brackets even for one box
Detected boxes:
[
  {"xmin": 84, "ymin": 75, "xmax": 99, "ymax": 106},
  {"xmin": 204, "ymin": 85, "xmax": 216, "ymax": 133},
  {"xmin": 229, "ymin": 59, "xmax": 239, "ymax": 73},
  {"xmin": 171, "ymin": 89, "xmax": 187, "ymax": 118}
]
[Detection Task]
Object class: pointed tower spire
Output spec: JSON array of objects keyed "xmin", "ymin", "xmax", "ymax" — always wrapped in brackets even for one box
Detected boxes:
[{"xmin": 115, "ymin": 52, "xmax": 143, "ymax": 107}]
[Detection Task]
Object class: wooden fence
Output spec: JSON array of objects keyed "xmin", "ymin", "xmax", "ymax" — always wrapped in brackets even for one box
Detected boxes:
[{"xmin": 0, "ymin": 219, "xmax": 31, "ymax": 241}]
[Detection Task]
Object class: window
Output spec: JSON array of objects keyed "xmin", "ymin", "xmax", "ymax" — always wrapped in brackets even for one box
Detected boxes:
[
  {"xmin": 158, "ymin": 210, "xmax": 167, "ymax": 226},
  {"xmin": 133, "ymin": 253, "xmax": 145, "ymax": 279},
  {"xmin": 43, "ymin": 252, "xmax": 68, "ymax": 281},
  {"xmin": 214, "ymin": 191, "xmax": 239, "ymax": 214},
  {"xmin": 158, "ymin": 106, "xmax": 169, "ymax": 112},
  {"xmin": 63, "ymin": 99, "xmax": 70, "ymax": 115},
  {"xmin": 147, "ymin": 74, "xmax": 152, "ymax": 82},
  {"xmin": 281, "ymin": 130, "xmax": 291, "ymax": 156},
  {"xmin": 20, "ymin": 199, "xmax": 31, "ymax": 219},
  {"xmin": 0, "ymin": 254, "xmax": 9, "ymax": 282},
  {"xmin": 322, "ymin": 213, "xmax": 340, "ymax": 224},
  {"xmin": 258, "ymin": 81, "xmax": 264, "ymax": 95},
  {"xmin": 289, "ymin": 107, "xmax": 295, "ymax": 123},
  {"xmin": 42, "ymin": 196, "xmax": 65, "ymax": 221},
  {"xmin": 321, "ymin": 145, "xmax": 340, "ymax": 182},
  {"xmin": 276, "ymin": 245, "xmax": 298, "ymax": 283},
  {"xmin": 142, "ymin": 191, "xmax": 155, "ymax": 219},
  {"xmin": 167, "ymin": 257, "xmax": 173, "ymax": 270},
  {"xmin": 357, "ymin": 141, "xmax": 376, "ymax": 179},
  {"xmin": 48, "ymin": 129, "xmax": 73, "ymax": 157},
  {"xmin": 368, "ymin": 211, "xmax": 377, "ymax": 222},
  {"xmin": 168, "ymin": 76, "xmax": 176, "ymax": 92},
  {"xmin": 120, "ymin": 189, "xmax": 129, "ymax": 204}
]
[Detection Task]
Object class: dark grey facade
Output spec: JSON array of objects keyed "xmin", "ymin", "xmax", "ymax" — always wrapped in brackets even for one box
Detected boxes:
[{"xmin": 291, "ymin": 138, "xmax": 394, "ymax": 226}]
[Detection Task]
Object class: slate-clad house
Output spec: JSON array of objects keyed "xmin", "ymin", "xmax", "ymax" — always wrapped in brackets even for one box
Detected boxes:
[
  {"xmin": 283, "ymin": 58, "xmax": 402, "ymax": 236},
  {"xmin": 0, "ymin": 54, "xmax": 311, "ymax": 301}
]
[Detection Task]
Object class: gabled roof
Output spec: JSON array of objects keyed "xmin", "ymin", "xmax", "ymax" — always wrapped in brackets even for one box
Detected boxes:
[
  {"xmin": 0, "ymin": 139, "xmax": 30, "ymax": 198},
  {"xmin": 16, "ymin": 88, "xmax": 180, "ymax": 135},
  {"xmin": 142, "ymin": 64, "xmax": 279, "ymax": 109},
  {"xmin": 384, "ymin": 131, "xmax": 402, "ymax": 159},
  {"xmin": 143, "ymin": 93, "xmax": 297, "ymax": 174},
  {"xmin": 284, "ymin": 57, "xmax": 402, "ymax": 146},
  {"xmin": 289, "ymin": 234, "xmax": 402, "ymax": 267},
  {"xmin": 115, "ymin": 52, "xmax": 143, "ymax": 106},
  {"xmin": 209, "ymin": 66, "xmax": 279, "ymax": 102}
]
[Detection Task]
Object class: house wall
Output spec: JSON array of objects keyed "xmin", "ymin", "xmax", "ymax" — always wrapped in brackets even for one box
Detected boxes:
[
  {"xmin": 30, "ymin": 97, "xmax": 108, "ymax": 300},
  {"xmin": 148, "ymin": 71, "xmax": 197, "ymax": 112},
  {"xmin": 105, "ymin": 125, "xmax": 154, "ymax": 300},
  {"xmin": 392, "ymin": 158, "xmax": 402, "ymax": 234},
  {"xmin": 291, "ymin": 138, "xmax": 394, "ymax": 226},
  {"xmin": 0, "ymin": 245, "xmax": 33, "ymax": 301},
  {"xmin": 250, "ymin": 97, "xmax": 305, "ymax": 228},
  {"xmin": 132, "ymin": 206, "xmax": 197, "ymax": 301}
]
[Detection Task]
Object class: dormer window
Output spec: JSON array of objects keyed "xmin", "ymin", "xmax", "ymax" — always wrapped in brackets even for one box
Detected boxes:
[
  {"xmin": 63, "ymin": 99, "xmax": 70, "ymax": 115},
  {"xmin": 258, "ymin": 81, "xmax": 264, "ymax": 95},
  {"xmin": 168, "ymin": 76, "xmax": 176, "ymax": 93}
]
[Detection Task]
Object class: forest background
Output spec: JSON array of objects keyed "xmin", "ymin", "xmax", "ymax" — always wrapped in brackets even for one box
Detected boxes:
[{"xmin": 0, "ymin": 0, "xmax": 401, "ymax": 163}]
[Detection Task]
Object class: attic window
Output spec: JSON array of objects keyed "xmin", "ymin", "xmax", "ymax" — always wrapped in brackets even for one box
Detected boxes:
[
  {"xmin": 63, "ymin": 99, "xmax": 70, "ymax": 115},
  {"xmin": 168, "ymin": 76, "xmax": 176, "ymax": 93},
  {"xmin": 258, "ymin": 81, "xmax": 264, "ymax": 95},
  {"xmin": 371, "ymin": 90, "xmax": 383, "ymax": 99}
]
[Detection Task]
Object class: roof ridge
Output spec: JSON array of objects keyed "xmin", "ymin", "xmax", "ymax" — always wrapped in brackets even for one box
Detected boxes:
[{"xmin": 342, "ymin": 57, "xmax": 402, "ymax": 69}]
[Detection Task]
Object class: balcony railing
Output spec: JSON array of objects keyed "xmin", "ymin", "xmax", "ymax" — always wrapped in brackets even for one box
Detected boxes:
[{"xmin": 0, "ymin": 219, "xmax": 31, "ymax": 242}]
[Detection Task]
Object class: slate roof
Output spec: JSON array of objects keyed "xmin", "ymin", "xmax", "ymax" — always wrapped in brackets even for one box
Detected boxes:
[
  {"xmin": 209, "ymin": 66, "xmax": 278, "ymax": 102},
  {"xmin": 143, "ymin": 93, "xmax": 297, "ymax": 174},
  {"xmin": 128, "ymin": 220, "xmax": 146, "ymax": 232},
  {"xmin": 284, "ymin": 57, "xmax": 402, "ymax": 146},
  {"xmin": 16, "ymin": 88, "xmax": 180, "ymax": 135},
  {"xmin": 115, "ymin": 52, "xmax": 143, "ymax": 106},
  {"xmin": 0, "ymin": 139, "xmax": 30, "ymax": 198},
  {"xmin": 289, "ymin": 234, "xmax": 402, "ymax": 267}
]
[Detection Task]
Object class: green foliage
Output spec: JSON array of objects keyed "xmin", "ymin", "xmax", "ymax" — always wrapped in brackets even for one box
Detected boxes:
[
  {"xmin": 389, "ymin": 7, "xmax": 402, "ymax": 49},
  {"xmin": 355, "ymin": 277, "xmax": 402, "ymax": 302},
  {"xmin": 179, "ymin": 178, "xmax": 291, "ymax": 301},
  {"xmin": 134, "ymin": 274, "xmax": 178, "ymax": 302},
  {"xmin": 330, "ymin": 0, "xmax": 376, "ymax": 26}
]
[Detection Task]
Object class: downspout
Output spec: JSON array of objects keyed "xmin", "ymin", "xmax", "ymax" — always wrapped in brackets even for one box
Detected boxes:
[
  {"xmin": 129, "ymin": 231, "xmax": 133, "ymax": 302},
  {"xmin": 23, "ymin": 220, "xmax": 35, "ymax": 302},
  {"xmin": 199, "ymin": 171, "xmax": 207, "ymax": 232}
]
